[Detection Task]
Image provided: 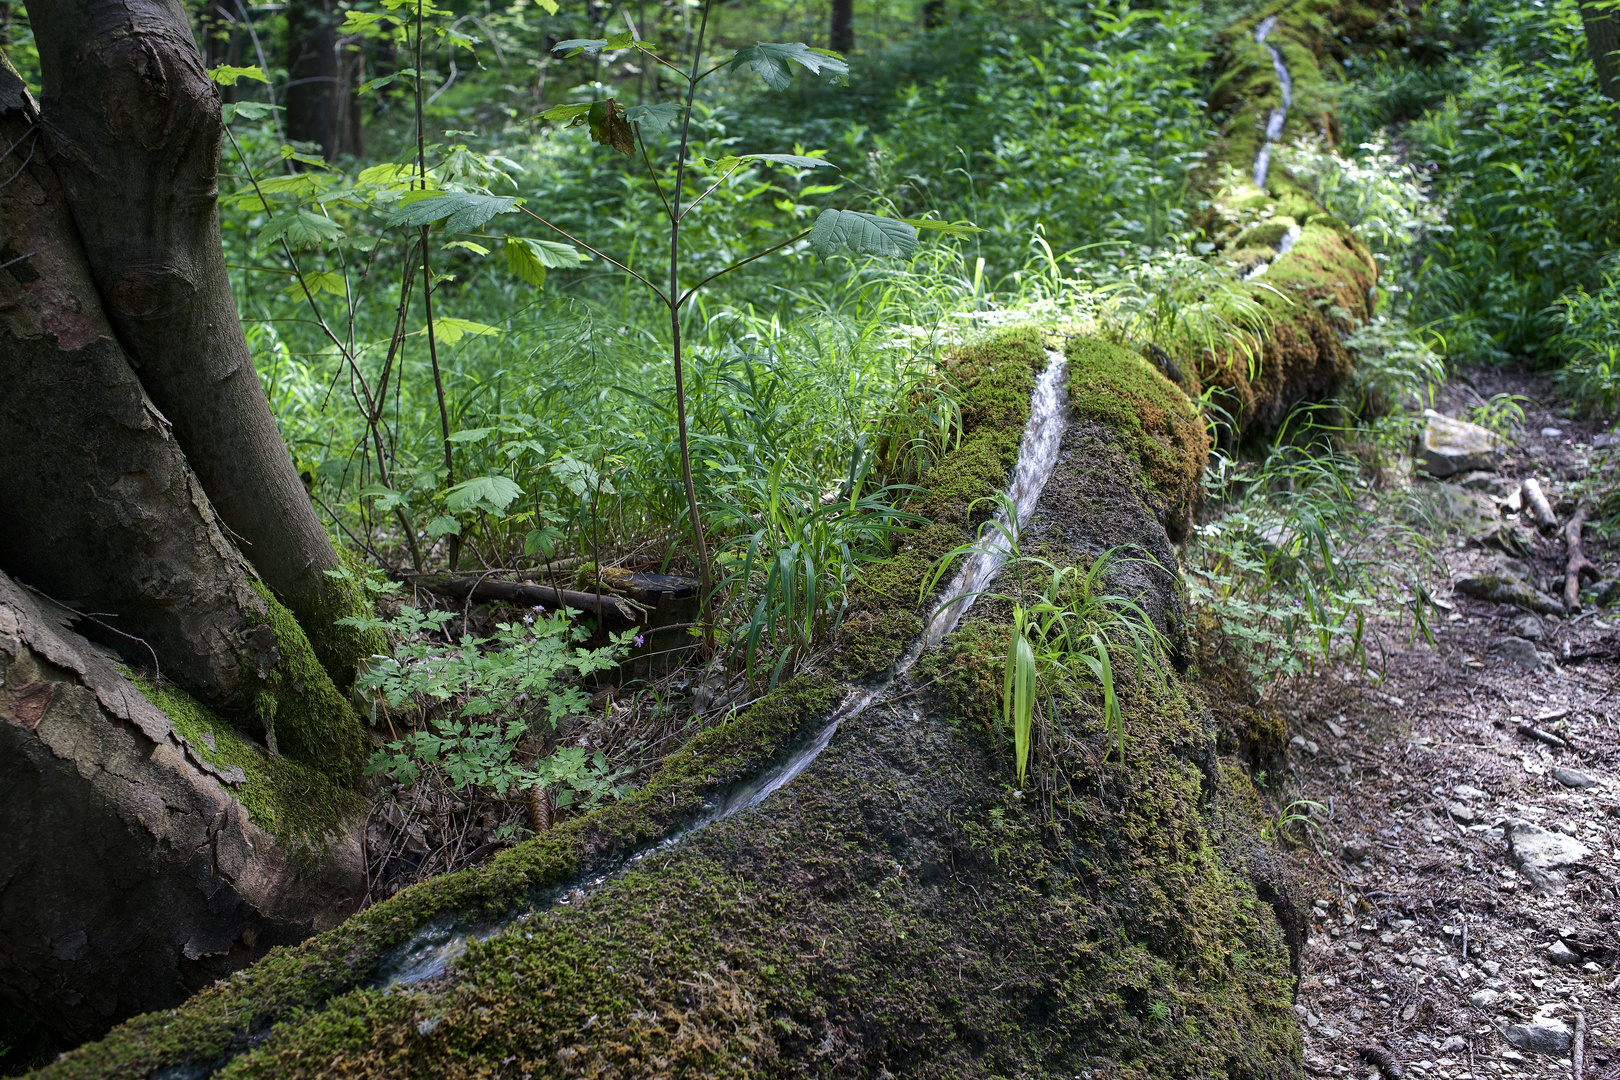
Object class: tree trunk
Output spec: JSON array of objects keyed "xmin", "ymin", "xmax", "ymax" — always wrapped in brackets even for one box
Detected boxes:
[
  {"xmin": 830, "ymin": 0, "xmax": 854, "ymax": 53},
  {"xmin": 23, "ymin": 0, "xmax": 378, "ymax": 685},
  {"xmin": 336, "ymin": 36, "xmax": 364, "ymax": 157},
  {"xmin": 1580, "ymin": 0, "xmax": 1620, "ymax": 102},
  {"xmin": 284, "ymin": 0, "xmax": 340, "ymax": 158},
  {"xmin": 0, "ymin": 570, "xmax": 365, "ymax": 1041},
  {"xmin": 923, "ymin": 0, "xmax": 947, "ymax": 29},
  {"xmin": 0, "ymin": 57, "xmax": 365, "ymax": 781}
]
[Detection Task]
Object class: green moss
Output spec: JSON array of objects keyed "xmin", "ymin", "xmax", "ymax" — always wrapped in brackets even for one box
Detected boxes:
[
  {"xmin": 832, "ymin": 326, "xmax": 1050, "ymax": 680},
  {"xmin": 1064, "ymin": 336, "xmax": 1209, "ymax": 517},
  {"xmin": 129, "ymin": 673, "xmax": 364, "ymax": 846},
  {"xmin": 296, "ymin": 547, "xmax": 388, "ymax": 695},
  {"xmin": 35, "ymin": 675, "xmax": 839, "ymax": 1080},
  {"xmin": 1234, "ymin": 217, "xmax": 1296, "ymax": 249},
  {"xmin": 247, "ymin": 580, "xmax": 369, "ymax": 785}
]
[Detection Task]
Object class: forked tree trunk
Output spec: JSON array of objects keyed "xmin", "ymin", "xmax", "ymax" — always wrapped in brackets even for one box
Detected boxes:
[
  {"xmin": 0, "ymin": 57, "xmax": 365, "ymax": 781},
  {"xmin": 23, "ymin": 0, "xmax": 375, "ymax": 683},
  {"xmin": 1580, "ymin": 0, "xmax": 1620, "ymax": 102}
]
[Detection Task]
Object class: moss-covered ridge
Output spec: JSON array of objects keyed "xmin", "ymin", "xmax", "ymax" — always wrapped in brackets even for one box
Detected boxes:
[{"xmin": 1177, "ymin": 0, "xmax": 1389, "ymax": 441}]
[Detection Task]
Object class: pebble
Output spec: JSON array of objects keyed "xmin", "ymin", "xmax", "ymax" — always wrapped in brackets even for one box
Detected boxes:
[
  {"xmin": 1453, "ymin": 783, "xmax": 1488, "ymax": 801},
  {"xmin": 1491, "ymin": 636, "xmax": 1556, "ymax": 670},
  {"xmin": 1509, "ymin": 614, "xmax": 1544, "ymax": 640},
  {"xmin": 1438, "ymin": 1036, "xmax": 1467, "ymax": 1053},
  {"xmin": 1504, "ymin": 1016, "xmax": 1571, "ymax": 1056},
  {"xmin": 1469, "ymin": 988, "xmax": 1500, "ymax": 1008},
  {"xmin": 1552, "ymin": 767, "xmax": 1596, "ymax": 789},
  {"xmin": 1545, "ymin": 940, "xmax": 1580, "ymax": 965},
  {"xmin": 1342, "ymin": 839, "xmax": 1372, "ymax": 862},
  {"xmin": 1446, "ymin": 801, "xmax": 1477, "ymax": 823},
  {"xmin": 1541, "ymin": 427, "xmax": 1563, "ymax": 438}
]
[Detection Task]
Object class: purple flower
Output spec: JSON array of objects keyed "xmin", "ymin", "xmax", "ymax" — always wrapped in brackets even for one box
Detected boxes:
[
  {"xmin": 532, "ymin": 604, "xmax": 546, "ymax": 614},
  {"xmin": 522, "ymin": 613, "xmax": 535, "ymax": 625},
  {"xmin": 633, "ymin": 634, "xmax": 645, "ymax": 648}
]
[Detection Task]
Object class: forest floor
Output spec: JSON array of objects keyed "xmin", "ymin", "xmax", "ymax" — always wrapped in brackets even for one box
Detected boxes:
[{"xmin": 1284, "ymin": 371, "xmax": 1620, "ymax": 1080}]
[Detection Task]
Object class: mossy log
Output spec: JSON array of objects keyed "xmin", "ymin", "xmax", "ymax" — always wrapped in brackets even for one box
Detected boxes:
[
  {"xmin": 33, "ymin": 334, "xmax": 1303, "ymax": 1079},
  {"xmin": 0, "ymin": 572, "xmax": 366, "ymax": 1043}
]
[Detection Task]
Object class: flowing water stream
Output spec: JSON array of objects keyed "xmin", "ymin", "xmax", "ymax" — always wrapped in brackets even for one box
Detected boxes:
[
  {"xmin": 1250, "ymin": 15, "xmax": 1294, "ymax": 191},
  {"xmin": 374, "ymin": 349, "xmax": 1072, "ymax": 988}
]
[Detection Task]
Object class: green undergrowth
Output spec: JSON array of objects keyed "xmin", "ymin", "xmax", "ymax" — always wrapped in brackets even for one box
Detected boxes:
[
  {"xmin": 831, "ymin": 325, "xmax": 1050, "ymax": 679},
  {"xmin": 294, "ymin": 547, "xmax": 389, "ymax": 696},
  {"xmin": 37, "ymin": 675, "xmax": 836, "ymax": 1080},
  {"xmin": 129, "ymin": 673, "xmax": 364, "ymax": 849}
]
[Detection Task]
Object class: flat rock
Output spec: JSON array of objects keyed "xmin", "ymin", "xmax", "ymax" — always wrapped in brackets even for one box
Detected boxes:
[
  {"xmin": 1552, "ymin": 767, "xmax": 1596, "ymax": 789},
  {"xmin": 1420, "ymin": 410, "xmax": 1506, "ymax": 477},
  {"xmin": 1469, "ymin": 988, "xmax": 1501, "ymax": 1009},
  {"xmin": 1509, "ymin": 614, "xmax": 1545, "ymax": 640},
  {"xmin": 1457, "ymin": 575, "xmax": 1564, "ymax": 616},
  {"xmin": 1504, "ymin": 1017, "xmax": 1572, "ymax": 1057},
  {"xmin": 1489, "ymin": 636, "xmax": 1556, "ymax": 670},
  {"xmin": 1446, "ymin": 801, "xmax": 1477, "ymax": 823},
  {"xmin": 1505, "ymin": 820, "xmax": 1589, "ymax": 893},
  {"xmin": 1453, "ymin": 783, "xmax": 1488, "ymax": 801}
]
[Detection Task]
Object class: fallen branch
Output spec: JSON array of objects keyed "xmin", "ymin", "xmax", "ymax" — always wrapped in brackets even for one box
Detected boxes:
[
  {"xmin": 408, "ymin": 573, "xmax": 647, "ymax": 623},
  {"xmin": 1516, "ymin": 721, "xmax": 1569, "ymax": 749},
  {"xmin": 1521, "ymin": 477, "xmax": 1558, "ymax": 533},
  {"xmin": 1563, "ymin": 503, "xmax": 1600, "ymax": 613}
]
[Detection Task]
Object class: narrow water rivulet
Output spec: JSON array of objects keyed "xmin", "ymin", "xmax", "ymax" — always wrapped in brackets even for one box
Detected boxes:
[
  {"xmin": 1250, "ymin": 15, "xmax": 1294, "ymax": 190},
  {"xmin": 376, "ymin": 348, "xmax": 1071, "ymax": 988}
]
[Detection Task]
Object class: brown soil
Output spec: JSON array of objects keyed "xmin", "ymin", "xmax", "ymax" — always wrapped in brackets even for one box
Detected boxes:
[{"xmin": 1276, "ymin": 370, "xmax": 1620, "ymax": 1080}]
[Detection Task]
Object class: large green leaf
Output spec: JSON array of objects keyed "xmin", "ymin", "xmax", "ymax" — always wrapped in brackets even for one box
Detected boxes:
[
  {"xmin": 256, "ymin": 209, "xmax": 345, "ymax": 251},
  {"xmin": 729, "ymin": 42, "xmax": 849, "ymax": 91},
  {"xmin": 430, "ymin": 318, "xmax": 502, "ymax": 346},
  {"xmin": 445, "ymin": 475, "xmax": 524, "ymax": 515},
  {"xmin": 625, "ymin": 103, "xmax": 680, "ymax": 131},
  {"xmin": 902, "ymin": 217, "xmax": 985, "ymax": 237},
  {"xmin": 383, "ymin": 193, "xmax": 521, "ymax": 232},
  {"xmin": 807, "ymin": 209, "xmax": 917, "ymax": 259},
  {"xmin": 739, "ymin": 153, "xmax": 837, "ymax": 169},
  {"xmin": 504, "ymin": 237, "xmax": 587, "ymax": 285}
]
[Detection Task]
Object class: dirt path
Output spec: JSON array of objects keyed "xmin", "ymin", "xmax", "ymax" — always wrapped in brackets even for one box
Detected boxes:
[{"xmin": 1283, "ymin": 374, "xmax": 1620, "ymax": 1080}]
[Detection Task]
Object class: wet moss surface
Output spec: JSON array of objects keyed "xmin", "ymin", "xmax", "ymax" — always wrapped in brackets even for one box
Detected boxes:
[{"xmin": 831, "ymin": 325, "xmax": 1050, "ymax": 681}]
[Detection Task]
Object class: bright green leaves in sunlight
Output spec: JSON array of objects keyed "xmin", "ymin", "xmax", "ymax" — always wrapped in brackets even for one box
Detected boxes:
[
  {"xmin": 551, "ymin": 32, "xmax": 635, "ymax": 56},
  {"xmin": 808, "ymin": 209, "xmax": 916, "ymax": 259},
  {"xmin": 729, "ymin": 43, "xmax": 849, "ymax": 91},
  {"xmin": 208, "ymin": 64, "xmax": 268, "ymax": 86},
  {"xmin": 384, "ymin": 192, "xmax": 521, "ymax": 232},
  {"xmin": 504, "ymin": 237, "xmax": 588, "ymax": 285},
  {"xmin": 430, "ymin": 318, "xmax": 502, "ymax": 346}
]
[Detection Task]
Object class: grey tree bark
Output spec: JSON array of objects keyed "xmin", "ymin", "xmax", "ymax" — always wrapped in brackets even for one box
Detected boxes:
[
  {"xmin": 22, "ymin": 0, "xmax": 373, "ymax": 683},
  {"xmin": 0, "ymin": 59, "xmax": 365, "ymax": 779},
  {"xmin": 830, "ymin": 0, "xmax": 853, "ymax": 53},
  {"xmin": 1580, "ymin": 0, "xmax": 1620, "ymax": 102}
]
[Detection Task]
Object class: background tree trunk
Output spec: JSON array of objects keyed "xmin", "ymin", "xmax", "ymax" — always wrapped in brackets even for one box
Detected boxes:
[
  {"xmin": 337, "ymin": 36, "xmax": 364, "ymax": 157},
  {"xmin": 23, "ymin": 0, "xmax": 377, "ymax": 686},
  {"xmin": 1580, "ymin": 0, "xmax": 1620, "ymax": 102},
  {"xmin": 0, "ymin": 57, "xmax": 365, "ymax": 781},
  {"xmin": 923, "ymin": 1, "xmax": 947, "ymax": 30},
  {"xmin": 830, "ymin": 0, "xmax": 854, "ymax": 53},
  {"xmin": 284, "ymin": 0, "xmax": 340, "ymax": 158}
]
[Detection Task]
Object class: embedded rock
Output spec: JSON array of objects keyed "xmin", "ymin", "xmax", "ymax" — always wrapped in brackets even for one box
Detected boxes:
[
  {"xmin": 1552, "ymin": 767, "xmax": 1597, "ymax": 790},
  {"xmin": 1505, "ymin": 820, "xmax": 1589, "ymax": 894},
  {"xmin": 1504, "ymin": 1016, "xmax": 1572, "ymax": 1057},
  {"xmin": 1419, "ymin": 410, "xmax": 1506, "ymax": 477},
  {"xmin": 1456, "ymin": 574, "xmax": 1565, "ymax": 616},
  {"xmin": 0, "ymin": 571, "xmax": 366, "ymax": 1041},
  {"xmin": 1489, "ymin": 636, "xmax": 1556, "ymax": 671}
]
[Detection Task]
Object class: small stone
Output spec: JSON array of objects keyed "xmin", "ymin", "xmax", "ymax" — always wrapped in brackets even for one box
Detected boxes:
[
  {"xmin": 1447, "ymin": 801, "xmax": 1477, "ymax": 823},
  {"xmin": 1460, "ymin": 470, "xmax": 1511, "ymax": 495},
  {"xmin": 1420, "ymin": 410, "xmax": 1507, "ymax": 477},
  {"xmin": 1552, "ymin": 767, "xmax": 1597, "ymax": 789},
  {"xmin": 1506, "ymin": 820, "xmax": 1591, "ymax": 893},
  {"xmin": 1453, "ymin": 784, "xmax": 1487, "ymax": 801},
  {"xmin": 1593, "ymin": 579, "xmax": 1620, "ymax": 607},
  {"xmin": 1439, "ymin": 1036, "xmax": 1467, "ymax": 1053},
  {"xmin": 1546, "ymin": 941, "xmax": 1580, "ymax": 965},
  {"xmin": 1482, "ymin": 960, "xmax": 1501, "ymax": 976},
  {"xmin": 1469, "ymin": 988, "xmax": 1501, "ymax": 1008},
  {"xmin": 1510, "ymin": 614, "xmax": 1545, "ymax": 640},
  {"xmin": 1541, "ymin": 427, "xmax": 1564, "ymax": 438},
  {"xmin": 1326, "ymin": 719, "xmax": 1346, "ymax": 739},
  {"xmin": 1342, "ymin": 839, "xmax": 1372, "ymax": 862},
  {"xmin": 1504, "ymin": 1016, "xmax": 1572, "ymax": 1057},
  {"xmin": 1489, "ymin": 636, "xmax": 1557, "ymax": 670}
]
